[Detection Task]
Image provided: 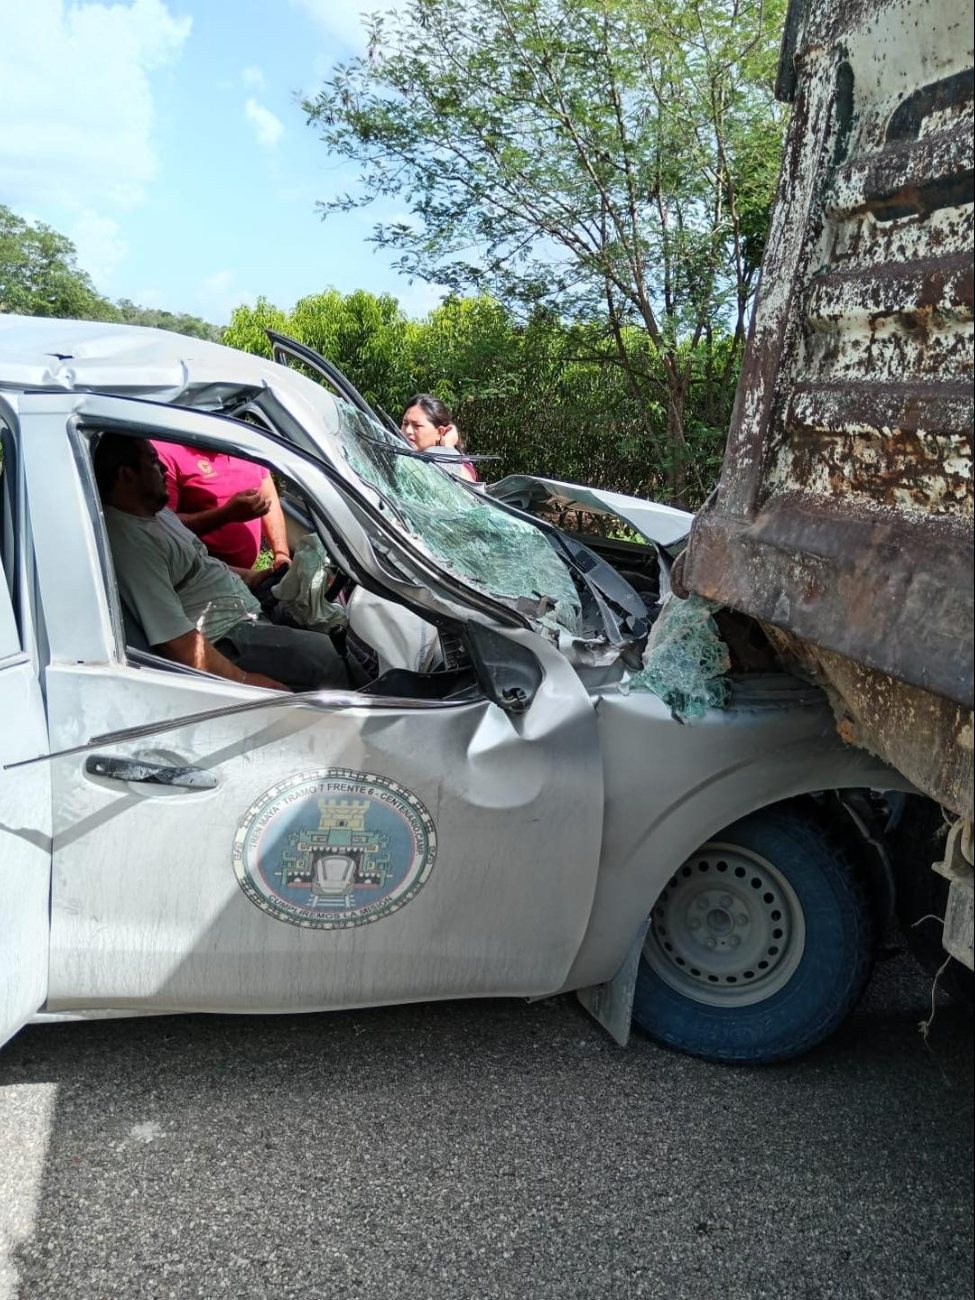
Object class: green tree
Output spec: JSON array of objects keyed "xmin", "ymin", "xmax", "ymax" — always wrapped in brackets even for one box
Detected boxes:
[
  {"xmin": 224, "ymin": 286, "xmax": 736, "ymax": 504},
  {"xmin": 0, "ymin": 203, "xmax": 119, "ymax": 321},
  {"xmin": 1, "ymin": 205, "xmax": 223, "ymax": 340},
  {"xmin": 407, "ymin": 296, "xmax": 522, "ymax": 405},
  {"xmin": 305, "ymin": 0, "xmax": 786, "ymax": 502},
  {"xmin": 223, "ymin": 296, "xmax": 290, "ymax": 357},
  {"xmin": 288, "ymin": 288, "xmax": 410, "ymax": 408},
  {"xmin": 115, "ymin": 299, "xmax": 223, "ymax": 342}
]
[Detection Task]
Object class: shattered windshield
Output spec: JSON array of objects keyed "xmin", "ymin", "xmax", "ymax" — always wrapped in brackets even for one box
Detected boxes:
[{"xmin": 335, "ymin": 403, "xmax": 581, "ymax": 632}]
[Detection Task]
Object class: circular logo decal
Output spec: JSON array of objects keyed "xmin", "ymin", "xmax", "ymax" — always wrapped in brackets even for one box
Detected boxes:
[{"xmin": 233, "ymin": 769, "xmax": 437, "ymax": 929}]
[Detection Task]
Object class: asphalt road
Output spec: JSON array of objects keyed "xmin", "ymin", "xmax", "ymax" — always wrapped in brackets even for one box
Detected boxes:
[{"xmin": 0, "ymin": 951, "xmax": 971, "ymax": 1300}]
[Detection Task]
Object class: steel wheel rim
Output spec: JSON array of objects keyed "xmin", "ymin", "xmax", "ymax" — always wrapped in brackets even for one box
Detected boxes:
[{"xmin": 644, "ymin": 842, "xmax": 806, "ymax": 1007}]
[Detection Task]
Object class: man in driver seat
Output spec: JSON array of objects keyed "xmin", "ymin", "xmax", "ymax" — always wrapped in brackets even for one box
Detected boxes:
[{"xmin": 94, "ymin": 433, "xmax": 347, "ymax": 693}]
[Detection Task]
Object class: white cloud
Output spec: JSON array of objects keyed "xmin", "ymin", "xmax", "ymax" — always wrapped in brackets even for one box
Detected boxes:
[
  {"xmin": 396, "ymin": 280, "xmax": 447, "ymax": 320},
  {"xmin": 198, "ymin": 270, "xmax": 255, "ymax": 323},
  {"xmin": 289, "ymin": 0, "xmax": 376, "ymax": 51},
  {"xmin": 291, "ymin": 0, "xmax": 412, "ymax": 57},
  {"xmin": 70, "ymin": 210, "xmax": 128, "ymax": 288},
  {"xmin": 241, "ymin": 64, "xmax": 266, "ymax": 90},
  {"xmin": 244, "ymin": 98, "xmax": 285, "ymax": 150},
  {"xmin": 203, "ymin": 270, "xmax": 233, "ymax": 294},
  {"xmin": 294, "ymin": 2, "xmax": 414, "ymax": 103},
  {"xmin": 0, "ymin": 0, "xmax": 191, "ymax": 212}
]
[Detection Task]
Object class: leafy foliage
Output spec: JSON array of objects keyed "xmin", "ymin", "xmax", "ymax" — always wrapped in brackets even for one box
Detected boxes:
[
  {"xmin": 0, "ymin": 204, "xmax": 118, "ymax": 320},
  {"xmin": 115, "ymin": 300, "xmax": 222, "ymax": 342},
  {"xmin": 0, "ymin": 203, "xmax": 221, "ymax": 340},
  {"xmin": 225, "ymin": 288, "xmax": 737, "ymax": 507},
  {"xmin": 304, "ymin": 0, "xmax": 787, "ymax": 501}
]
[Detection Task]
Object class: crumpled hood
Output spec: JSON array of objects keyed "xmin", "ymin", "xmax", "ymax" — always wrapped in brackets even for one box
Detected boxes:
[{"xmin": 488, "ymin": 475, "xmax": 692, "ymax": 550}]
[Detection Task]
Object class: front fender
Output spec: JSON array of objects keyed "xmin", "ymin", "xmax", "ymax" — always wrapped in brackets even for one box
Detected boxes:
[{"xmin": 565, "ymin": 679, "xmax": 907, "ymax": 1024}]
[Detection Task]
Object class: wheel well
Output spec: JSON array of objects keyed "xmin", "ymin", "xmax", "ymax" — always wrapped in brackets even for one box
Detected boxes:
[
  {"xmin": 631, "ymin": 801, "xmax": 878, "ymax": 1063},
  {"xmin": 758, "ymin": 790, "xmax": 895, "ymax": 936},
  {"xmin": 575, "ymin": 788, "xmax": 891, "ymax": 1049}
]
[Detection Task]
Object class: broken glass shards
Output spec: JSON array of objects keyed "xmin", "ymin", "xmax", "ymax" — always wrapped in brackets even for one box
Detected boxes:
[
  {"xmin": 623, "ymin": 594, "xmax": 731, "ymax": 723},
  {"xmin": 337, "ymin": 405, "xmax": 581, "ymax": 632}
]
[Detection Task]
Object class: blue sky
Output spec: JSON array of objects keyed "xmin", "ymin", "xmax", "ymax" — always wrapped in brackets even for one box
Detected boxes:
[{"xmin": 0, "ymin": 0, "xmax": 442, "ymax": 323}]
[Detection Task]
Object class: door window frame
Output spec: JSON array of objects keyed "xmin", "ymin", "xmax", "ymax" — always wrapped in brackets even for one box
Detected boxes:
[
  {"xmin": 0, "ymin": 410, "xmax": 43, "ymax": 671},
  {"xmin": 71, "ymin": 413, "xmax": 491, "ymax": 711},
  {"xmin": 0, "ymin": 418, "xmax": 22, "ymax": 662}
]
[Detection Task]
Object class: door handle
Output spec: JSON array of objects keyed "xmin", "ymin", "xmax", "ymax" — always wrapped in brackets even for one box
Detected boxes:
[{"xmin": 85, "ymin": 755, "xmax": 218, "ymax": 790}]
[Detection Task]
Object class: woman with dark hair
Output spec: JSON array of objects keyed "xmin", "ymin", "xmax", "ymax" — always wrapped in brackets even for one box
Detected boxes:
[{"xmin": 400, "ymin": 394, "xmax": 477, "ymax": 482}]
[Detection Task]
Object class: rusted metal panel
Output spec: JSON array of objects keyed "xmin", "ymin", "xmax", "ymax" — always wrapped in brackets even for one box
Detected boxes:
[
  {"xmin": 682, "ymin": 0, "xmax": 974, "ymax": 811},
  {"xmin": 764, "ymin": 627, "xmax": 973, "ymax": 818}
]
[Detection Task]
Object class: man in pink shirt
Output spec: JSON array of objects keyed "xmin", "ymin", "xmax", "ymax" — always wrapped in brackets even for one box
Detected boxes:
[{"xmin": 152, "ymin": 443, "xmax": 291, "ymax": 569}]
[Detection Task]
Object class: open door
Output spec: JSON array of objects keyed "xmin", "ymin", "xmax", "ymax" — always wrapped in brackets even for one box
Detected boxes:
[
  {"xmin": 265, "ymin": 330, "xmax": 401, "ymax": 434},
  {"xmin": 0, "ymin": 406, "xmax": 51, "ymax": 1048}
]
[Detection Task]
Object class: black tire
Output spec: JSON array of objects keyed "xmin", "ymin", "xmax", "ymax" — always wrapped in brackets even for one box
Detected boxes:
[
  {"xmin": 892, "ymin": 796, "xmax": 973, "ymax": 1007},
  {"xmin": 633, "ymin": 808, "xmax": 874, "ymax": 1064}
]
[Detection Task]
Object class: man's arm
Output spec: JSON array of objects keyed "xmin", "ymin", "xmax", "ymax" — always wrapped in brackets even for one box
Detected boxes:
[
  {"xmin": 259, "ymin": 476, "xmax": 291, "ymax": 566},
  {"xmin": 175, "ymin": 489, "xmax": 270, "ymax": 538},
  {"xmin": 155, "ymin": 630, "xmax": 288, "ymax": 691}
]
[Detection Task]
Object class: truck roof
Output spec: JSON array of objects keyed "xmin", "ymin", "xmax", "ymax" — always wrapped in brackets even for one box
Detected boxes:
[{"xmin": 0, "ymin": 314, "xmax": 296, "ymax": 401}]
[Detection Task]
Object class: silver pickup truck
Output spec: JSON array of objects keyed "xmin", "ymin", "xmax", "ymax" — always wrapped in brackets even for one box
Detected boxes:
[{"xmin": 0, "ymin": 317, "xmax": 904, "ymax": 1065}]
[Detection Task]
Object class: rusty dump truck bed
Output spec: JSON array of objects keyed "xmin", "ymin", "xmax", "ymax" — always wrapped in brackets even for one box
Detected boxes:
[{"xmin": 682, "ymin": 0, "xmax": 974, "ymax": 818}]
